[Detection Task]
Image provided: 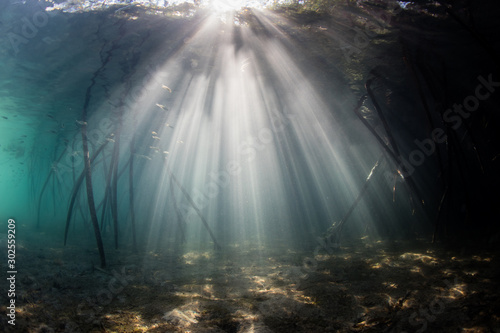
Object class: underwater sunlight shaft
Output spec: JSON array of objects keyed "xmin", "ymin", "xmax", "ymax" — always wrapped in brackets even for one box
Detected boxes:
[{"xmin": 124, "ymin": 11, "xmax": 385, "ymax": 254}]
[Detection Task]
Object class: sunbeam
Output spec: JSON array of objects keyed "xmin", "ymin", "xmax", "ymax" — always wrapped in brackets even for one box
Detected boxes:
[
  {"xmin": 122, "ymin": 9, "xmax": 382, "ymax": 255},
  {"xmin": 209, "ymin": 0, "xmax": 250, "ymax": 13}
]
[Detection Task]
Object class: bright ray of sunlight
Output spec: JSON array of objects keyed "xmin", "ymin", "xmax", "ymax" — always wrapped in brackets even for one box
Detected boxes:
[
  {"xmin": 102, "ymin": 9, "xmax": 387, "ymax": 254},
  {"xmin": 208, "ymin": 0, "xmax": 254, "ymax": 12}
]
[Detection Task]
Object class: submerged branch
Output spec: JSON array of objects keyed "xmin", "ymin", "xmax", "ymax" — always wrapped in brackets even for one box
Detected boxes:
[
  {"xmin": 166, "ymin": 166, "xmax": 221, "ymax": 250},
  {"xmin": 37, "ymin": 147, "xmax": 67, "ymax": 228},
  {"xmin": 324, "ymin": 153, "xmax": 384, "ymax": 247},
  {"xmin": 63, "ymin": 139, "xmax": 109, "ymax": 257}
]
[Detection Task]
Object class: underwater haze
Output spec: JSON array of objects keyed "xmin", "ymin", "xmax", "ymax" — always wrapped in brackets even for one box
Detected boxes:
[{"xmin": 1, "ymin": 0, "xmax": 500, "ymax": 332}]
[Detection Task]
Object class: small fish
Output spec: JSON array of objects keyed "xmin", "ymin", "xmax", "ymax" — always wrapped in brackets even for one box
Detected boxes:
[
  {"xmin": 50, "ymin": 130, "xmax": 57, "ymax": 134},
  {"xmin": 152, "ymin": 136, "xmax": 160, "ymax": 140},
  {"xmin": 21, "ymin": 135, "xmax": 27, "ymax": 138},
  {"xmin": 106, "ymin": 138, "xmax": 115, "ymax": 143},
  {"xmin": 136, "ymin": 154, "xmax": 152, "ymax": 160},
  {"xmin": 163, "ymin": 151, "xmax": 169, "ymax": 154},
  {"xmin": 47, "ymin": 114, "xmax": 54, "ymax": 119},
  {"xmin": 162, "ymin": 85, "xmax": 172, "ymax": 93},
  {"xmin": 176, "ymin": 140, "xmax": 184, "ymax": 144},
  {"xmin": 1, "ymin": 116, "xmax": 7, "ymax": 120},
  {"xmin": 152, "ymin": 131, "xmax": 158, "ymax": 135},
  {"xmin": 155, "ymin": 103, "xmax": 167, "ymax": 111},
  {"xmin": 165, "ymin": 123, "xmax": 174, "ymax": 128},
  {"xmin": 76, "ymin": 120, "xmax": 87, "ymax": 125}
]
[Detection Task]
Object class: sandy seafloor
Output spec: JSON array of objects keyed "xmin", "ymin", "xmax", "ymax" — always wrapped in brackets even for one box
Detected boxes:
[{"xmin": 1, "ymin": 231, "xmax": 499, "ymax": 333}]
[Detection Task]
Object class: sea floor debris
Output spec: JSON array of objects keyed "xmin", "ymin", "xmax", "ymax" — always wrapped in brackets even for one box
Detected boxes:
[{"xmin": 1, "ymin": 235, "xmax": 499, "ymax": 332}]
